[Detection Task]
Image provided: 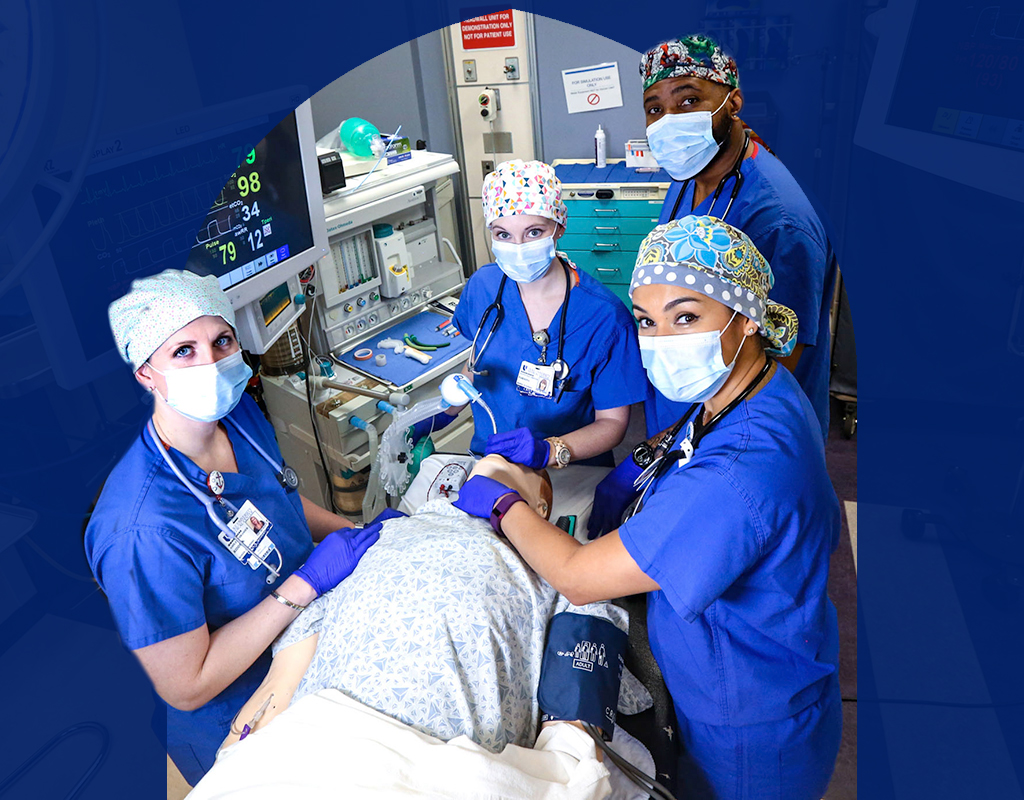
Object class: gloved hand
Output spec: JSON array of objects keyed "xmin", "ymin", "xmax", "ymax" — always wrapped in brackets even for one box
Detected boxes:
[
  {"xmin": 369, "ymin": 507, "xmax": 406, "ymax": 526},
  {"xmin": 293, "ymin": 522, "xmax": 382, "ymax": 596},
  {"xmin": 587, "ymin": 455, "xmax": 644, "ymax": 540},
  {"xmin": 453, "ymin": 475, "xmax": 518, "ymax": 520},
  {"xmin": 485, "ymin": 427, "xmax": 551, "ymax": 469},
  {"xmin": 408, "ymin": 411, "xmax": 457, "ymax": 445}
]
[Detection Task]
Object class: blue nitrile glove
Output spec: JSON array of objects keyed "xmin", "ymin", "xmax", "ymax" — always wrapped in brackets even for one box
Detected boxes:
[
  {"xmin": 453, "ymin": 475, "xmax": 519, "ymax": 520},
  {"xmin": 408, "ymin": 411, "xmax": 457, "ymax": 445},
  {"xmin": 485, "ymin": 427, "xmax": 551, "ymax": 469},
  {"xmin": 293, "ymin": 522, "xmax": 382, "ymax": 596},
  {"xmin": 587, "ymin": 455, "xmax": 645, "ymax": 540},
  {"xmin": 369, "ymin": 507, "xmax": 407, "ymax": 526}
]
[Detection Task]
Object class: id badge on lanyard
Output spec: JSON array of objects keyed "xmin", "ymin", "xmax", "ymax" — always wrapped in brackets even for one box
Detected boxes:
[
  {"xmin": 516, "ymin": 360, "xmax": 556, "ymax": 399},
  {"xmin": 222, "ymin": 500, "xmax": 277, "ymax": 569}
]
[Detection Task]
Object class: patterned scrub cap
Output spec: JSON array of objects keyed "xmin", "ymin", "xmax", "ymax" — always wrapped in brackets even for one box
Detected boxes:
[
  {"xmin": 108, "ymin": 269, "xmax": 236, "ymax": 370},
  {"xmin": 482, "ymin": 160, "xmax": 568, "ymax": 229},
  {"xmin": 630, "ymin": 216, "xmax": 797, "ymax": 357},
  {"xmin": 640, "ymin": 34, "xmax": 740, "ymax": 92}
]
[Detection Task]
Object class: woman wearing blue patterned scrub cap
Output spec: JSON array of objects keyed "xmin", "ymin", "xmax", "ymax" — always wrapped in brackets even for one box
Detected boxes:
[{"xmin": 453, "ymin": 217, "xmax": 842, "ymax": 800}]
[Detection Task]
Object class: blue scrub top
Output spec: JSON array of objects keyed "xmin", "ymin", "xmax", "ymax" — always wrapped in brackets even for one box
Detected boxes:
[
  {"xmin": 651, "ymin": 144, "xmax": 836, "ymax": 440},
  {"xmin": 619, "ymin": 365, "xmax": 839, "ymax": 727},
  {"xmin": 84, "ymin": 394, "xmax": 314, "ymax": 783},
  {"xmin": 453, "ymin": 260, "xmax": 647, "ymax": 465}
]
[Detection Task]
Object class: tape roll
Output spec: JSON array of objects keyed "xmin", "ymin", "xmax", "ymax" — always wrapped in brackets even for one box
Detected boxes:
[
  {"xmin": 353, "ymin": 348, "xmax": 374, "ymax": 361},
  {"xmin": 375, "ymin": 354, "xmax": 387, "ymax": 367}
]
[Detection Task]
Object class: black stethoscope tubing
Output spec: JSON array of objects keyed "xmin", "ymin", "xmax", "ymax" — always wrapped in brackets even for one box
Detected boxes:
[
  {"xmin": 629, "ymin": 356, "xmax": 774, "ymax": 519},
  {"xmin": 667, "ymin": 130, "xmax": 751, "ymax": 223},
  {"xmin": 468, "ymin": 255, "xmax": 573, "ymax": 397}
]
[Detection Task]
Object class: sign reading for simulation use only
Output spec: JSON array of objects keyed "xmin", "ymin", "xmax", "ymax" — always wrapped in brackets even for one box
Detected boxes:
[
  {"xmin": 461, "ymin": 10, "xmax": 516, "ymax": 50},
  {"xmin": 561, "ymin": 62, "xmax": 623, "ymax": 114}
]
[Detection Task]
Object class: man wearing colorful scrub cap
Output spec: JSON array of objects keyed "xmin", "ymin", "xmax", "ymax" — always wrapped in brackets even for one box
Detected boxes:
[{"xmin": 638, "ymin": 33, "xmax": 837, "ymax": 443}]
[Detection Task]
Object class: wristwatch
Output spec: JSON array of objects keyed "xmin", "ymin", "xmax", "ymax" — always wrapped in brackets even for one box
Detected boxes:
[
  {"xmin": 490, "ymin": 492, "xmax": 526, "ymax": 536},
  {"xmin": 545, "ymin": 436, "xmax": 572, "ymax": 469}
]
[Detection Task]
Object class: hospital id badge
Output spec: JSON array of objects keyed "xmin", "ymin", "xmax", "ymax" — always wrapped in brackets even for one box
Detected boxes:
[
  {"xmin": 222, "ymin": 500, "xmax": 276, "ymax": 569},
  {"xmin": 516, "ymin": 361, "xmax": 556, "ymax": 399}
]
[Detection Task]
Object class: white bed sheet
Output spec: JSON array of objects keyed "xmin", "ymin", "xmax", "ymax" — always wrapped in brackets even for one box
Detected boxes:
[{"xmin": 190, "ymin": 689, "xmax": 653, "ymax": 800}]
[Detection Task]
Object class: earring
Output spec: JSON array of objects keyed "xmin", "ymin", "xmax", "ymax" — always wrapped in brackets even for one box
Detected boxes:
[{"xmin": 746, "ymin": 328, "xmax": 756, "ymax": 336}]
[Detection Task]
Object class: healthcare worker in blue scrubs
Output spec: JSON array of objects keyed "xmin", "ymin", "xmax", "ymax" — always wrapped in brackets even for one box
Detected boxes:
[
  {"xmin": 85, "ymin": 270, "xmax": 381, "ymax": 785},
  {"xmin": 453, "ymin": 218, "xmax": 841, "ymax": 800},
  {"xmin": 411, "ymin": 159, "xmax": 646, "ymax": 469},
  {"xmin": 640, "ymin": 34, "xmax": 836, "ymax": 441}
]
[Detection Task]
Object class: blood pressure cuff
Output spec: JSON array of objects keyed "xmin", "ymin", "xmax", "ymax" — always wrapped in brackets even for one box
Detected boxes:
[{"xmin": 538, "ymin": 612, "xmax": 627, "ymax": 739}]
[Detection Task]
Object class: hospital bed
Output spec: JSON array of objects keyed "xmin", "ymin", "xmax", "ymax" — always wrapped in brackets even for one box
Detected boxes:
[{"xmin": 187, "ymin": 458, "xmax": 674, "ymax": 800}]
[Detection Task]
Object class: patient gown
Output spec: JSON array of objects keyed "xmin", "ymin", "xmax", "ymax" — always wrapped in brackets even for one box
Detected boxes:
[{"xmin": 274, "ymin": 499, "xmax": 625, "ymax": 752}]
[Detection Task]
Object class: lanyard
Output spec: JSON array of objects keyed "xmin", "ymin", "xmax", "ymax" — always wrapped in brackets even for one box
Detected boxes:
[
  {"xmin": 470, "ymin": 256, "xmax": 574, "ymax": 397},
  {"xmin": 147, "ymin": 419, "xmax": 291, "ymax": 583}
]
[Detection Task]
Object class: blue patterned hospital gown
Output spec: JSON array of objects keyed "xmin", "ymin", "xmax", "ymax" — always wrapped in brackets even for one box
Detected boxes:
[{"xmin": 274, "ymin": 500, "xmax": 625, "ymax": 752}]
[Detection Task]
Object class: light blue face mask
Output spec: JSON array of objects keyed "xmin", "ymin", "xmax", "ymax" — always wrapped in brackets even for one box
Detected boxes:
[
  {"xmin": 148, "ymin": 350, "xmax": 253, "ymax": 422},
  {"xmin": 639, "ymin": 312, "xmax": 743, "ymax": 404},
  {"xmin": 491, "ymin": 235, "xmax": 557, "ymax": 283},
  {"xmin": 645, "ymin": 91, "xmax": 733, "ymax": 181}
]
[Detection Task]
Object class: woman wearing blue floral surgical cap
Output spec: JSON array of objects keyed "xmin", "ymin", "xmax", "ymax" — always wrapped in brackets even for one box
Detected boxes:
[
  {"xmin": 84, "ymin": 269, "xmax": 382, "ymax": 785},
  {"xmin": 453, "ymin": 217, "xmax": 842, "ymax": 800}
]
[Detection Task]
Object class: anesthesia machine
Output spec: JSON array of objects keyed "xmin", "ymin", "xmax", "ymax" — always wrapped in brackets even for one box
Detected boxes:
[{"xmin": 257, "ymin": 137, "xmax": 472, "ymax": 517}]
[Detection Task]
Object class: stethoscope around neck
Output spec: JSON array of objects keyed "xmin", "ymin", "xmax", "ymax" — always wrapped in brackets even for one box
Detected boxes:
[
  {"xmin": 667, "ymin": 129, "xmax": 750, "ymax": 222},
  {"xmin": 467, "ymin": 255, "xmax": 573, "ymax": 401},
  {"xmin": 147, "ymin": 417, "xmax": 300, "ymax": 584},
  {"xmin": 627, "ymin": 355, "xmax": 773, "ymax": 520}
]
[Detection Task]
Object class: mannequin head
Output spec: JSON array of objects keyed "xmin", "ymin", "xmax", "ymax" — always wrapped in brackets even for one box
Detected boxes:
[{"xmin": 470, "ymin": 455, "xmax": 553, "ymax": 520}]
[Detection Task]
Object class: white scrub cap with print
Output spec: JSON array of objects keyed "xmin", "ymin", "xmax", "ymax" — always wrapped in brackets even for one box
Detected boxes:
[{"xmin": 108, "ymin": 269, "xmax": 236, "ymax": 371}]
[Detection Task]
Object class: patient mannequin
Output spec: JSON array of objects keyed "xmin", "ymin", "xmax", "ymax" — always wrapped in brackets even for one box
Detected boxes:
[{"xmin": 221, "ymin": 455, "xmax": 595, "ymax": 755}]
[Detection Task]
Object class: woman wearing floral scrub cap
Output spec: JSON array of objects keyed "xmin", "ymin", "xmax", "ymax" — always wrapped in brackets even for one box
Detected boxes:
[
  {"xmin": 409, "ymin": 159, "xmax": 647, "ymax": 471},
  {"xmin": 453, "ymin": 217, "xmax": 842, "ymax": 800}
]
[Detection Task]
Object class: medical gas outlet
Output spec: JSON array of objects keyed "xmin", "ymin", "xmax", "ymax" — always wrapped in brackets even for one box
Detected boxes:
[
  {"xmin": 478, "ymin": 88, "xmax": 500, "ymax": 121},
  {"xmin": 373, "ymin": 223, "xmax": 412, "ymax": 298}
]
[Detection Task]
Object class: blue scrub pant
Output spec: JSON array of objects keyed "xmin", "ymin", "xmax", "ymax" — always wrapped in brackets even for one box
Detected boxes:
[{"xmin": 675, "ymin": 677, "xmax": 842, "ymax": 800}]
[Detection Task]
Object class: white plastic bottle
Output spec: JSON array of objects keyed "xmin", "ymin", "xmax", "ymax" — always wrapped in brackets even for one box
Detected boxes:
[{"xmin": 595, "ymin": 124, "xmax": 607, "ymax": 168}]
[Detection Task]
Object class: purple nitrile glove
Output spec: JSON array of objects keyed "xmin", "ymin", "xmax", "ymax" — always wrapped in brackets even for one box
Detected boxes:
[
  {"xmin": 485, "ymin": 427, "xmax": 551, "ymax": 469},
  {"xmin": 408, "ymin": 411, "xmax": 457, "ymax": 445},
  {"xmin": 293, "ymin": 521, "xmax": 382, "ymax": 597},
  {"xmin": 369, "ymin": 507, "xmax": 406, "ymax": 526},
  {"xmin": 587, "ymin": 455, "xmax": 645, "ymax": 540},
  {"xmin": 453, "ymin": 475, "xmax": 519, "ymax": 520}
]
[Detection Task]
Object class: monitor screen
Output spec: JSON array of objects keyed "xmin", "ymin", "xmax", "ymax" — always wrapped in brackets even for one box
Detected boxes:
[
  {"xmin": 185, "ymin": 112, "xmax": 315, "ymax": 292},
  {"xmin": 34, "ymin": 100, "xmax": 310, "ymax": 364},
  {"xmin": 885, "ymin": 0, "xmax": 1024, "ymax": 153}
]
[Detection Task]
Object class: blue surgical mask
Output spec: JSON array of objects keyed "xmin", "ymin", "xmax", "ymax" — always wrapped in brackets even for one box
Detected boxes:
[
  {"xmin": 149, "ymin": 350, "xmax": 253, "ymax": 422},
  {"xmin": 645, "ymin": 91, "xmax": 733, "ymax": 181},
  {"xmin": 639, "ymin": 312, "xmax": 743, "ymax": 404},
  {"xmin": 491, "ymin": 235, "xmax": 557, "ymax": 283}
]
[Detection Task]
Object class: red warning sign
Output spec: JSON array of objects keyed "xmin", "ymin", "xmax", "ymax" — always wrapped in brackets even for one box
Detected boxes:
[
  {"xmin": 461, "ymin": 10, "xmax": 516, "ymax": 50},
  {"xmin": 587, "ymin": 93, "xmax": 601, "ymax": 105}
]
